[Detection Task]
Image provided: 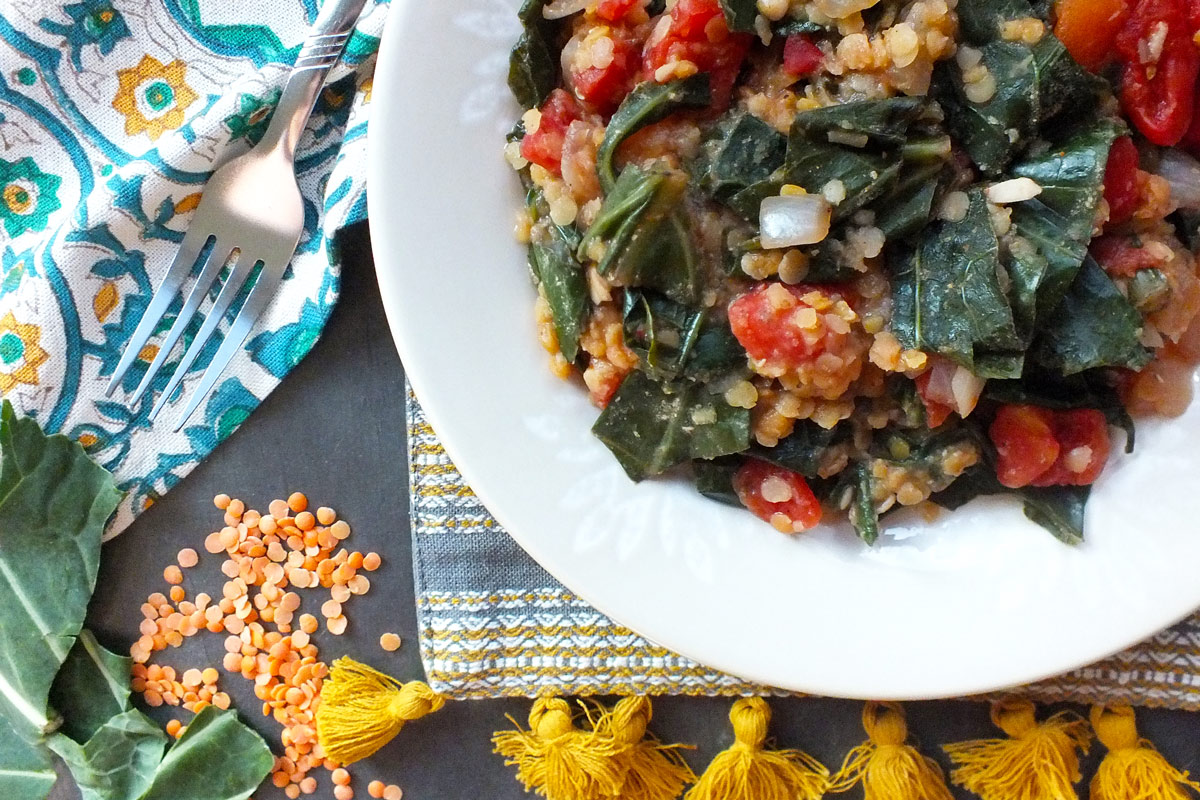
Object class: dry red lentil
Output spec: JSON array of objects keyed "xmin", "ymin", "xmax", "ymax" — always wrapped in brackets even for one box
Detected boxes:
[{"xmin": 129, "ymin": 493, "xmax": 390, "ymax": 798}]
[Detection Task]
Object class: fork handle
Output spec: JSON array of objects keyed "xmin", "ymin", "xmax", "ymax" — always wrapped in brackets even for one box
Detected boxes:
[{"xmin": 258, "ymin": 0, "xmax": 370, "ymax": 161}]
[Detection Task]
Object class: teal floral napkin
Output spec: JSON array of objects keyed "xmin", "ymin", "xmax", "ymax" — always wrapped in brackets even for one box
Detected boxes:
[{"xmin": 0, "ymin": 0, "xmax": 387, "ymax": 534}]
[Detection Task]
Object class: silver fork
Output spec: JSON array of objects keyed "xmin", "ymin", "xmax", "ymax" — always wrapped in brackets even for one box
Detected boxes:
[{"xmin": 106, "ymin": 0, "xmax": 369, "ymax": 430}]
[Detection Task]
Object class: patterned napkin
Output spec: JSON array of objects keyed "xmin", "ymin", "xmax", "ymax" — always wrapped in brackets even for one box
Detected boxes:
[
  {"xmin": 409, "ymin": 392, "xmax": 1200, "ymax": 707},
  {"xmin": 0, "ymin": 0, "xmax": 387, "ymax": 535}
]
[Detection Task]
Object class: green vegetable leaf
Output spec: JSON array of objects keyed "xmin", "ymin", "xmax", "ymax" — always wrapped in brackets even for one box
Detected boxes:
[
  {"xmin": 137, "ymin": 707, "xmax": 274, "ymax": 800},
  {"xmin": 956, "ymin": 0, "xmax": 1047, "ymax": 45},
  {"xmin": 580, "ymin": 166, "xmax": 701, "ymax": 303},
  {"xmin": 791, "ymin": 97, "xmax": 927, "ymax": 147},
  {"xmin": 530, "ymin": 236, "xmax": 588, "ymax": 363},
  {"xmin": 847, "ymin": 462, "xmax": 880, "ymax": 546},
  {"xmin": 890, "ymin": 188, "xmax": 1020, "ymax": 369},
  {"xmin": 696, "ymin": 113, "xmax": 787, "ymax": 203},
  {"xmin": 750, "ymin": 421, "xmax": 847, "ymax": 478},
  {"xmin": 508, "ymin": 0, "xmax": 558, "ymax": 109},
  {"xmin": 692, "ymin": 458, "xmax": 743, "ymax": 507},
  {"xmin": 622, "ymin": 290, "xmax": 744, "ymax": 382},
  {"xmin": 718, "ymin": 0, "xmax": 758, "ymax": 32},
  {"xmin": 49, "ymin": 631, "xmax": 132, "ymax": 745},
  {"xmin": 0, "ymin": 715, "xmax": 55, "ymax": 800},
  {"xmin": 0, "ymin": 400, "xmax": 122, "ymax": 738},
  {"xmin": 593, "ymin": 371, "xmax": 751, "ymax": 481},
  {"xmin": 873, "ymin": 163, "xmax": 942, "ymax": 240},
  {"xmin": 1021, "ymin": 485, "xmax": 1090, "ymax": 545},
  {"xmin": 597, "ymin": 75, "xmax": 712, "ymax": 191},
  {"xmin": 48, "ymin": 711, "xmax": 166, "ymax": 800},
  {"xmin": 1032, "ymin": 257, "xmax": 1152, "ymax": 375}
]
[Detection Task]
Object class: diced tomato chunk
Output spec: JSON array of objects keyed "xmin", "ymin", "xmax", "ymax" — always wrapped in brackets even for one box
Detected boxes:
[
  {"xmin": 727, "ymin": 283, "xmax": 848, "ymax": 371},
  {"xmin": 1114, "ymin": 0, "xmax": 1199, "ymax": 146},
  {"xmin": 783, "ymin": 35, "xmax": 824, "ymax": 77},
  {"xmin": 643, "ymin": 0, "xmax": 752, "ymax": 110},
  {"xmin": 568, "ymin": 31, "xmax": 642, "ymax": 115},
  {"xmin": 990, "ymin": 405, "xmax": 1061, "ymax": 489},
  {"xmin": 733, "ymin": 459, "xmax": 823, "ymax": 533},
  {"xmin": 1090, "ymin": 234, "xmax": 1161, "ymax": 278},
  {"xmin": 596, "ymin": 0, "xmax": 644, "ymax": 22},
  {"xmin": 1032, "ymin": 409, "xmax": 1111, "ymax": 487},
  {"xmin": 915, "ymin": 370, "xmax": 954, "ymax": 428},
  {"xmin": 520, "ymin": 89, "xmax": 583, "ymax": 176},
  {"xmin": 1103, "ymin": 136, "xmax": 1140, "ymax": 226},
  {"xmin": 1052, "ymin": 0, "xmax": 1130, "ymax": 73}
]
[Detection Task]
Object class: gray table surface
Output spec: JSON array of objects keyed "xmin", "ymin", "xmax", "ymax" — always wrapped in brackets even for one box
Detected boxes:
[{"xmin": 50, "ymin": 222, "xmax": 1198, "ymax": 800}]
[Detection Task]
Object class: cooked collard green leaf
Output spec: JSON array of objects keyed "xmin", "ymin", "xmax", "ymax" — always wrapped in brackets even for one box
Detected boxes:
[
  {"xmin": 593, "ymin": 371, "xmax": 751, "ymax": 481},
  {"xmin": 718, "ymin": 0, "xmax": 758, "ymax": 32},
  {"xmin": 696, "ymin": 113, "xmax": 788, "ymax": 203},
  {"xmin": 622, "ymin": 290, "xmax": 745, "ymax": 382},
  {"xmin": 597, "ymin": 75, "xmax": 712, "ymax": 191},
  {"xmin": 579, "ymin": 165, "xmax": 701, "ymax": 303},
  {"xmin": 508, "ymin": 0, "xmax": 558, "ymax": 109},
  {"xmin": 1031, "ymin": 257, "xmax": 1152, "ymax": 375},
  {"xmin": 692, "ymin": 458, "xmax": 743, "ymax": 507},
  {"xmin": 1021, "ymin": 485, "xmax": 1090, "ymax": 545},
  {"xmin": 791, "ymin": 97, "xmax": 928, "ymax": 147},
  {"xmin": 890, "ymin": 188, "xmax": 1021, "ymax": 370},
  {"xmin": 530, "ymin": 237, "xmax": 588, "ymax": 363}
]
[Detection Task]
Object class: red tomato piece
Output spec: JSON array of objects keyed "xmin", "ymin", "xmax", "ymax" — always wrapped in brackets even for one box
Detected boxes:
[
  {"xmin": 1181, "ymin": 80, "xmax": 1200, "ymax": 157},
  {"xmin": 1103, "ymin": 136, "xmax": 1141, "ymax": 226},
  {"xmin": 1032, "ymin": 409, "xmax": 1112, "ymax": 487},
  {"xmin": 596, "ymin": 0, "xmax": 643, "ymax": 22},
  {"xmin": 1090, "ymin": 234, "xmax": 1161, "ymax": 278},
  {"xmin": 1115, "ymin": 0, "xmax": 1199, "ymax": 145},
  {"xmin": 643, "ymin": 0, "xmax": 752, "ymax": 110},
  {"xmin": 520, "ymin": 89, "xmax": 583, "ymax": 176},
  {"xmin": 990, "ymin": 405, "xmax": 1061, "ymax": 489},
  {"xmin": 783, "ymin": 35, "xmax": 824, "ymax": 77},
  {"xmin": 569, "ymin": 32, "xmax": 642, "ymax": 115},
  {"xmin": 915, "ymin": 369, "xmax": 954, "ymax": 429},
  {"xmin": 1053, "ymin": 0, "xmax": 1131, "ymax": 73},
  {"xmin": 727, "ymin": 283, "xmax": 845, "ymax": 371},
  {"xmin": 733, "ymin": 459, "xmax": 823, "ymax": 533}
]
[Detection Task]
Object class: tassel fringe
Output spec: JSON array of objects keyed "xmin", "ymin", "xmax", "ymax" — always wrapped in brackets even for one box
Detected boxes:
[
  {"xmin": 943, "ymin": 698, "xmax": 1091, "ymax": 800},
  {"xmin": 686, "ymin": 697, "xmax": 829, "ymax": 800},
  {"xmin": 315, "ymin": 657, "xmax": 444, "ymax": 765},
  {"xmin": 829, "ymin": 701, "xmax": 953, "ymax": 800},
  {"xmin": 592, "ymin": 696, "xmax": 697, "ymax": 800},
  {"xmin": 1090, "ymin": 704, "xmax": 1200, "ymax": 800}
]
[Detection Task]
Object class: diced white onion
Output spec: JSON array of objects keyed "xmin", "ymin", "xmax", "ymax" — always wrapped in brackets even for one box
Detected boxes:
[
  {"xmin": 985, "ymin": 177, "xmax": 1042, "ymax": 204},
  {"xmin": 950, "ymin": 366, "xmax": 986, "ymax": 418},
  {"xmin": 1159, "ymin": 148, "xmax": 1200, "ymax": 210},
  {"xmin": 543, "ymin": 0, "xmax": 589, "ymax": 19},
  {"xmin": 759, "ymin": 195, "xmax": 832, "ymax": 249}
]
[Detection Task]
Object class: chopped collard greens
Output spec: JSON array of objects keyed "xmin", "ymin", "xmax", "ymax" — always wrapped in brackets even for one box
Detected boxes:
[{"xmin": 507, "ymin": 0, "xmax": 1200, "ymax": 545}]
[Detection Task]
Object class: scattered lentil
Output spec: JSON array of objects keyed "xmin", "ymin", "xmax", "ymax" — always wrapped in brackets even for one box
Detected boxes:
[
  {"xmin": 163, "ymin": 565, "xmax": 183, "ymax": 585},
  {"xmin": 368, "ymin": 782, "xmax": 386, "ymax": 799},
  {"xmin": 177, "ymin": 548, "xmax": 199, "ymax": 568},
  {"xmin": 379, "ymin": 633, "xmax": 402, "ymax": 652}
]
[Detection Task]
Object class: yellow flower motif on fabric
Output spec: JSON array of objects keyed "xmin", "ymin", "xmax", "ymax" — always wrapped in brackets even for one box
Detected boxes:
[
  {"xmin": 112, "ymin": 55, "xmax": 198, "ymax": 141},
  {"xmin": 0, "ymin": 311, "xmax": 49, "ymax": 395}
]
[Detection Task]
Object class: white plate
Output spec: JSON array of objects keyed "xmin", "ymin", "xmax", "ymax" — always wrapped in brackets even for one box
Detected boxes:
[{"xmin": 368, "ymin": 0, "xmax": 1200, "ymax": 698}]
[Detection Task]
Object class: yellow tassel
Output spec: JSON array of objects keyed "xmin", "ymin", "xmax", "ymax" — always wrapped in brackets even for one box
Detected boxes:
[
  {"xmin": 314, "ymin": 657, "xmax": 445, "ymax": 765},
  {"xmin": 592, "ymin": 696, "xmax": 696, "ymax": 800},
  {"xmin": 493, "ymin": 696, "xmax": 625, "ymax": 800},
  {"xmin": 942, "ymin": 698, "xmax": 1092, "ymax": 800},
  {"xmin": 685, "ymin": 696, "xmax": 830, "ymax": 800},
  {"xmin": 829, "ymin": 701, "xmax": 953, "ymax": 800},
  {"xmin": 1089, "ymin": 704, "xmax": 1200, "ymax": 800}
]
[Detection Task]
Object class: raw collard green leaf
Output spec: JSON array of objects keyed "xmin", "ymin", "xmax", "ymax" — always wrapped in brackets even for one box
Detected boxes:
[
  {"xmin": 718, "ymin": 0, "xmax": 758, "ymax": 32},
  {"xmin": 508, "ymin": 0, "xmax": 558, "ymax": 109},
  {"xmin": 48, "ymin": 710, "xmax": 166, "ymax": 800},
  {"xmin": 580, "ymin": 166, "xmax": 701, "ymax": 303},
  {"xmin": 593, "ymin": 371, "xmax": 751, "ymax": 481},
  {"xmin": 530, "ymin": 237, "xmax": 588, "ymax": 363},
  {"xmin": 597, "ymin": 75, "xmax": 711, "ymax": 191},
  {"xmin": 1032, "ymin": 258, "xmax": 1152, "ymax": 375},
  {"xmin": 791, "ymin": 97, "xmax": 927, "ymax": 147},
  {"xmin": 696, "ymin": 113, "xmax": 787, "ymax": 203},
  {"xmin": 49, "ymin": 631, "xmax": 132, "ymax": 745},
  {"xmin": 0, "ymin": 400, "xmax": 122, "ymax": 738},
  {"xmin": 890, "ymin": 189, "xmax": 1021, "ymax": 370},
  {"xmin": 0, "ymin": 715, "xmax": 55, "ymax": 800},
  {"xmin": 137, "ymin": 706, "xmax": 274, "ymax": 800},
  {"xmin": 622, "ymin": 290, "xmax": 744, "ymax": 383}
]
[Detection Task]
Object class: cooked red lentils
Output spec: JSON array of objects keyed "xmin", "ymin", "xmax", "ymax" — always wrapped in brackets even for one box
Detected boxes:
[{"xmin": 129, "ymin": 493, "xmax": 390, "ymax": 798}]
